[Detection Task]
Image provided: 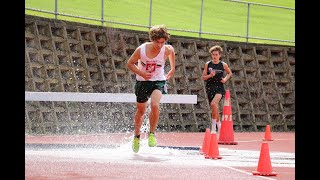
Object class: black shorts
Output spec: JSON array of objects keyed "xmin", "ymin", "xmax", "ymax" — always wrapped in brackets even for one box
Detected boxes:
[
  {"xmin": 205, "ymin": 86, "xmax": 225, "ymax": 103},
  {"xmin": 134, "ymin": 81, "xmax": 167, "ymax": 103}
]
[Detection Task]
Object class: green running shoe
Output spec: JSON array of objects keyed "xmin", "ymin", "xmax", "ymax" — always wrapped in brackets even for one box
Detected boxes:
[
  {"xmin": 148, "ymin": 133, "xmax": 157, "ymax": 147},
  {"xmin": 132, "ymin": 137, "xmax": 140, "ymax": 153}
]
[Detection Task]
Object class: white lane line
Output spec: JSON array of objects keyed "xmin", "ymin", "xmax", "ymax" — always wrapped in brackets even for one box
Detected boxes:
[
  {"xmin": 224, "ymin": 166, "xmax": 276, "ymax": 180},
  {"xmin": 238, "ymin": 139, "xmax": 294, "ymax": 143}
]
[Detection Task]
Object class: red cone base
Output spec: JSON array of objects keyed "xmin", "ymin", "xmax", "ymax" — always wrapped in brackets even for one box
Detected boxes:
[
  {"xmin": 205, "ymin": 155, "xmax": 222, "ymax": 159},
  {"xmin": 252, "ymin": 171, "xmax": 278, "ymax": 176},
  {"xmin": 218, "ymin": 142, "xmax": 238, "ymax": 145}
]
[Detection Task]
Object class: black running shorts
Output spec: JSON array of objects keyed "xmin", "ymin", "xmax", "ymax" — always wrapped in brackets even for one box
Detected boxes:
[{"xmin": 134, "ymin": 81, "xmax": 167, "ymax": 103}]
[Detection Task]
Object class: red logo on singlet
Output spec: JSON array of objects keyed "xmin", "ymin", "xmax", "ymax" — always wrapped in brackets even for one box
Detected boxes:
[{"xmin": 146, "ymin": 61, "xmax": 156, "ymax": 73}]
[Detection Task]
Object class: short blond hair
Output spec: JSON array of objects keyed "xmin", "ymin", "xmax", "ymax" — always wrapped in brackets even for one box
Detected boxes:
[
  {"xmin": 149, "ymin": 24, "xmax": 171, "ymax": 41},
  {"xmin": 209, "ymin": 45, "xmax": 223, "ymax": 54}
]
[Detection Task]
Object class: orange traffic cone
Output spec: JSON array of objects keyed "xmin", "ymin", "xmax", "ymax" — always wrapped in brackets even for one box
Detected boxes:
[
  {"xmin": 252, "ymin": 142, "xmax": 277, "ymax": 176},
  {"xmin": 263, "ymin": 125, "xmax": 274, "ymax": 141},
  {"xmin": 218, "ymin": 89, "xmax": 238, "ymax": 145},
  {"xmin": 200, "ymin": 128, "xmax": 211, "ymax": 155},
  {"xmin": 205, "ymin": 133, "xmax": 222, "ymax": 159}
]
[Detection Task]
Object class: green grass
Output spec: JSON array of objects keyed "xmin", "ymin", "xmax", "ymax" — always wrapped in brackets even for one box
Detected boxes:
[{"xmin": 25, "ymin": 0, "xmax": 294, "ymax": 46}]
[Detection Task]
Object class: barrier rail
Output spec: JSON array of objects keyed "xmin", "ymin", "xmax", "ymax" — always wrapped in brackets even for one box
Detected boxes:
[{"xmin": 25, "ymin": 92, "xmax": 198, "ymax": 104}]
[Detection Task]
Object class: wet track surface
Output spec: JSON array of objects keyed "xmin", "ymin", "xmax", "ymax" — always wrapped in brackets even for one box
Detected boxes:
[{"xmin": 25, "ymin": 132, "xmax": 295, "ymax": 180}]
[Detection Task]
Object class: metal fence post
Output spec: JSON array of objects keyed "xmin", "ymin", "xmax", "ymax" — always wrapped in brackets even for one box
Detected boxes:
[
  {"xmin": 246, "ymin": 3, "xmax": 251, "ymax": 44},
  {"xmin": 101, "ymin": 0, "xmax": 104, "ymax": 26},
  {"xmin": 199, "ymin": 0, "xmax": 204, "ymax": 38},
  {"xmin": 149, "ymin": 0, "xmax": 153, "ymax": 28},
  {"xmin": 55, "ymin": 0, "xmax": 58, "ymax": 20}
]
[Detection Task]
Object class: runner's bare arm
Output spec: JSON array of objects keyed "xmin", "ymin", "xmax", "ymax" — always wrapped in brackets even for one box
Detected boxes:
[
  {"xmin": 165, "ymin": 45, "xmax": 175, "ymax": 80},
  {"xmin": 127, "ymin": 47, "xmax": 152, "ymax": 80},
  {"xmin": 221, "ymin": 62, "xmax": 232, "ymax": 83}
]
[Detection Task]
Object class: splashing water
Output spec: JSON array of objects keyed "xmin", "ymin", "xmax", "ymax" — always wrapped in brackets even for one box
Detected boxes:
[{"xmin": 139, "ymin": 101, "xmax": 151, "ymax": 140}]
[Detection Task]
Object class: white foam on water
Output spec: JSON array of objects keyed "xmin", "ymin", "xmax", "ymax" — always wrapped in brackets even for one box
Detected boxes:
[{"xmin": 25, "ymin": 140, "xmax": 295, "ymax": 168}]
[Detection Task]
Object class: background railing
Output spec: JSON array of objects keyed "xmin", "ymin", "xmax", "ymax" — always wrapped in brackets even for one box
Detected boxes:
[{"xmin": 25, "ymin": 0, "xmax": 295, "ymax": 45}]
